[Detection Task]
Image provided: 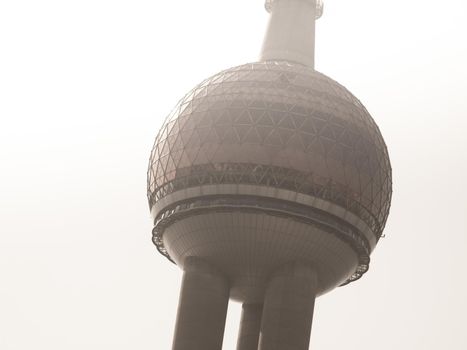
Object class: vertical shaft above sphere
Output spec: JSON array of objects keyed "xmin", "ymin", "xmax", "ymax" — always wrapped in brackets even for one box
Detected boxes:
[{"xmin": 261, "ymin": 0, "xmax": 321, "ymax": 68}]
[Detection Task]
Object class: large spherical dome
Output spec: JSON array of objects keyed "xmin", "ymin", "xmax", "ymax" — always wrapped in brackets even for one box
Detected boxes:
[{"xmin": 147, "ymin": 61, "xmax": 392, "ymax": 301}]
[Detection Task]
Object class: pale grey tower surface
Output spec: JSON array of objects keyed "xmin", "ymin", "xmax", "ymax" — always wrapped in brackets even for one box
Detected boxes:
[{"xmin": 147, "ymin": 0, "xmax": 392, "ymax": 349}]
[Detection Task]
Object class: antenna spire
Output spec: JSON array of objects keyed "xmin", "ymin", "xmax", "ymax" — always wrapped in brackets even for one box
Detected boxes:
[{"xmin": 260, "ymin": 0, "xmax": 324, "ymax": 68}]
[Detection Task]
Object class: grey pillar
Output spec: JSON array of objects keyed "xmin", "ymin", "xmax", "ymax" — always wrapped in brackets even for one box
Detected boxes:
[
  {"xmin": 260, "ymin": 0, "xmax": 317, "ymax": 68},
  {"xmin": 258, "ymin": 262, "xmax": 317, "ymax": 350},
  {"xmin": 236, "ymin": 303, "xmax": 263, "ymax": 350},
  {"xmin": 172, "ymin": 257, "xmax": 230, "ymax": 350}
]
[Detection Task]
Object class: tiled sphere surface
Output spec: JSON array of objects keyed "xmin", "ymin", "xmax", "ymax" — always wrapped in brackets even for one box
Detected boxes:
[
  {"xmin": 147, "ymin": 61, "xmax": 392, "ymax": 295},
  {"xmin": 148, "ymin": 61, "xmax": 391, "ymax": 231}
]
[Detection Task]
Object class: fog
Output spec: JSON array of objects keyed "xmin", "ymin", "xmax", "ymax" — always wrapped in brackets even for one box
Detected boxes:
[{"xmin": 1, "ymin": 0, "xmax": 466, "ymax": 349}]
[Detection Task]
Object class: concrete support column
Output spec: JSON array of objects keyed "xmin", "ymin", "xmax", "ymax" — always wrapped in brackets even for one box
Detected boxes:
[
  {"xmin": 260, "ymin": 0, "xmax": 317, "ymax": 67},
  {"xmin": 236, "ymin": 303, "xmax": 263, "ymax": 350},
  {"xmin": 172, "ymin": 257, "xmax": 230, "ymax": 350},
  {"xmin": 258, "ymin": 262, "xmax": 317, "ymax": 350}
]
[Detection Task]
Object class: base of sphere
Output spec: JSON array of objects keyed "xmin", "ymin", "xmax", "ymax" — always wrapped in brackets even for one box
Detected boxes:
[{"xmin": 161, "ymin": 210, "xmax": 359, "ymax": 302}]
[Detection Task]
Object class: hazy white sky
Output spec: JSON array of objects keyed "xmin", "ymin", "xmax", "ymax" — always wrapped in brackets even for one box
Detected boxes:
[{"xmin": 1, "ymin": 0, "xmax": 467, "ymax": 349}]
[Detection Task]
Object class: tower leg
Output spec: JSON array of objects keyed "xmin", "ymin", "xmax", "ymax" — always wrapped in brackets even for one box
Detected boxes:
[
  {"xmin": 258, "ymin": 262, "xmax": 317, "ymax": 350},
  {"xmin": 172, "ymin": 257, "xmax": 230, "ymax": 350},
  {"xmin": 236, "ymin": 303, "xmax": 263, "ymax": 350}
]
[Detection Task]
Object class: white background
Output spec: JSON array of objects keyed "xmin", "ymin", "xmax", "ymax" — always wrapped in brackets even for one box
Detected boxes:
[{"xmin": 1, "ymin": 0, "xmax": 467, "ymax": 349}]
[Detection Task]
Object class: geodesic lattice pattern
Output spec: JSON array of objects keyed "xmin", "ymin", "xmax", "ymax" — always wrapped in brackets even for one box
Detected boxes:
[{"xmin": 147, "ymin": 61, "xmax": 392, "ymax": 238}]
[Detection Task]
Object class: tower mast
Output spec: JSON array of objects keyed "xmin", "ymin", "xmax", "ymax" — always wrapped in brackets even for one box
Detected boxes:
[
  {"xmin": 148, "ymin": 0, "xmax": 392, "ymax": 349},
  {"xmin": 260, "ymin": 0, "xmax": 323, "ymax": 68}
]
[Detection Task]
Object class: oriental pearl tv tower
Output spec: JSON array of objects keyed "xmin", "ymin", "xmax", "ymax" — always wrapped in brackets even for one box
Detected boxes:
[{"xmin": 147, "ymin": 1, "xmax": 392, "ymax": 349}]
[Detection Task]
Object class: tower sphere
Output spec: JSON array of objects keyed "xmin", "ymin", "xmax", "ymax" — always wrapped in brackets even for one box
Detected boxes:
[{"xmin": 147, "ymin": 61, "xmax": 392, "ymax": 302}]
